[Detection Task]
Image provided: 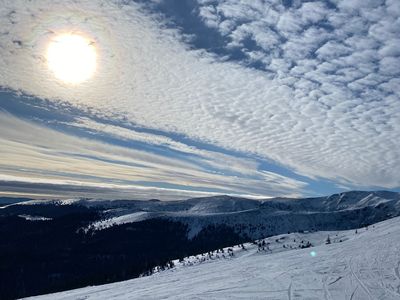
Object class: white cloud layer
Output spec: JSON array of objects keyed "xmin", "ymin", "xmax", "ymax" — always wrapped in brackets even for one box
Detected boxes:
[
  {"xmin": 0, "ymin": 112, "xmax": 306, "ymax": 198},
  {"xmin": 0, "ymin": 0, "xmax": 399, "ymax": 191}
]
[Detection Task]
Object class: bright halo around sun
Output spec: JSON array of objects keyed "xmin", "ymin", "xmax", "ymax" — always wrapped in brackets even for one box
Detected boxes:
[{"xmin": 47, "ymin": 34, "xmax": 97, "ymax": 84}]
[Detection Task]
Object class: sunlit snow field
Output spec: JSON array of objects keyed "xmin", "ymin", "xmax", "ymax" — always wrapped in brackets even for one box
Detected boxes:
[{"xmin": 28, "ymin": 216, "xmax": 400, "ymax": 300}]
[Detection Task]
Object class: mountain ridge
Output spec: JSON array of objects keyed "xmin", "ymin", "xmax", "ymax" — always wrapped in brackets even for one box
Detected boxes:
[
  {"xmin": 1, "ymin": 190, "xmax": 399, "ymax": 299},
  {"xmin": 4, "ymin": 190, "xmax": 398, "ymax": 239},
  {"xmin": 79, "ymin": 190, "xmax": 400, "ymax": 238}
]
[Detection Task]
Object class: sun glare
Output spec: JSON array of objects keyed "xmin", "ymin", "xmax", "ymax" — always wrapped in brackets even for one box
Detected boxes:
[{"xmin": 47, "ymin": 34, "xmax": 97, "ymax": 84}]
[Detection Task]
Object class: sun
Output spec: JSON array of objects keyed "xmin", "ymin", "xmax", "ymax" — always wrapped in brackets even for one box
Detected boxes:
[{"xmin": 47, "ymin": 34, "xmax": 97, "ymax": 84}]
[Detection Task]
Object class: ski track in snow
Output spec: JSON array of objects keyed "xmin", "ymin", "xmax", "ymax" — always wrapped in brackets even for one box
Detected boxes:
[
  {"xmin": 350, "ymin": 286, "xmax": 358, "ymax": 300},
  {"xmin": 349, "ymin": 256, "xmax": 372, "ymax": 300},
  {"xmin": 27, "ymin": 217, "xmax": 400, "ymax": 300},
  {"xmin": 287, "ymin": 282, "xmax": 292, "ymax": 300},
  {"xmin": 395, "ymin": 261, "xmax": 400, "ymax": 295}
]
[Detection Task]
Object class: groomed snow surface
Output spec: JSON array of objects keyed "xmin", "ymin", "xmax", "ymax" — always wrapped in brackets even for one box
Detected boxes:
[{"xmin": 28, "ymin": 216, "xmax": 400, "ymax": 300}]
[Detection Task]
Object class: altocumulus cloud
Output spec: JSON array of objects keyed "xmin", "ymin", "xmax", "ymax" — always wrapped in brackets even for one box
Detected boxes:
[
  {"xmin": 0, "ymin": 0, "xmax": 399, "ymax": 199},
  {"xmin": 194, "ymin": 0, "xmax": 400, "ymax": 186}
]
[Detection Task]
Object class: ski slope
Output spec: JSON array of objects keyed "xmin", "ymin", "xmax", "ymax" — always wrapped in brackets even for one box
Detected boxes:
[{"xmin": 28, "ymin": 216, "xmax": 400, "ymax": 300}]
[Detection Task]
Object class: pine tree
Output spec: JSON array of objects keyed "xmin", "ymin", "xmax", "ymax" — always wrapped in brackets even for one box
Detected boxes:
[{"xmin": 326, "ymin": 235, "xmax": 331, "ymax": 244}]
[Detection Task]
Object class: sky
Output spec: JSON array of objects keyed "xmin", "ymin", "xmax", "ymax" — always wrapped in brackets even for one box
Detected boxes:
[{"xmin": 0, "ymin": 0, "xmax": 399, "ymax": 200}]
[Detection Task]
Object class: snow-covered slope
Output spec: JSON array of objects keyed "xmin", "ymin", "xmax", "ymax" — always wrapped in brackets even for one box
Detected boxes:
[
  {"xmin": 81, "ymin": 191, "xmax": 400, "ymax": 238},
  {"xmin": 28, "ymin": 216, "xmax": 400, "ymax": 300},
  {"xmin": 5, "ymin": 191, "xmax": 400, "ymax": 240}
]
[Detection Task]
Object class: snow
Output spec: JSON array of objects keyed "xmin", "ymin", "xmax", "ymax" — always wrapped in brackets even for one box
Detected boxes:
[
  {"xmin": 1, "ymin": 198, "xmax": 81, "ymax": 208},
  {"xmin": 7, "ymin": 191, "xmax": 400, "ymax": 240},
  {"xmin": 27, "ymin": 216, "xmax": 400, "ymax": 300},
  {"xmin": 77, "ymin": 191, "xmax": 400, "ymax": 241},
  {"xmin": 87, "ymin": 212, "xmax": 150, "ymax": 230},
  {"xmin": 18, "ymin": 214, "xmax": 52, "ymax": 221}
]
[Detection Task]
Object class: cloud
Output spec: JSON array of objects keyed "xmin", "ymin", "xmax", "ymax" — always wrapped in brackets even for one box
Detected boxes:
[
  {"xmin": 0, "ymin": 176, "xmax": 238, "ymax": 201},
  {"xmin": 0, "ymin": 0, "xmax": 399, "ymax": 195},
  {"xmin": 194, "ymin": 0, "xmax": 400, "ymax": 187},
  {"xmin": 0, "ymin": 111, "xmax": 306, "ymax": 199}
]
